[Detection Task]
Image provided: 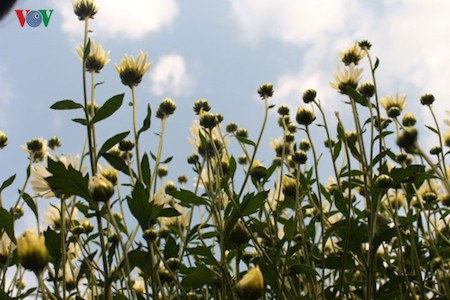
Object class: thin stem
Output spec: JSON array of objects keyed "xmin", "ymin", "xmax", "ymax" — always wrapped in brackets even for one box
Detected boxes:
[{"xmin": 131, "ymin": 86, "xmax": 142, "ymax": 181}]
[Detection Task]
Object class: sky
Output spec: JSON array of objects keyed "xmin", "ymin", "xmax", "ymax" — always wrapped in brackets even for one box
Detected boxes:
[{"xmin": 1, "ymin": 0, "xmax": 450, "ymax": 209}]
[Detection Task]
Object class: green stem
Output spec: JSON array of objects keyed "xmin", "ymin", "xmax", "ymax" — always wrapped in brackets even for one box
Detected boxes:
[{"xmin": 131, "ymin": 86, "xmax": 142, "ymax": 181}]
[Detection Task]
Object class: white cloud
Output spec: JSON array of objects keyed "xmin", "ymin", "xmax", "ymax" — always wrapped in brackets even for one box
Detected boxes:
[
  {"xmin": 0, "ymin": 66, "xmax": 14, "ymax": 128},
  {"xmin": 53, "ymin": 0, "xmax": 179, "ymax": 41},
  {"xmin": 150, "ymin": 54, "xmax": 193, "ymax": 97},
  {"xmin": 230, "ymin": 0, "xmax": 450, "ymax": 130}
]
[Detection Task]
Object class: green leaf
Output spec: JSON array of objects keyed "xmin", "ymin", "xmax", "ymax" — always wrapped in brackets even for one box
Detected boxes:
[
  {"xmin": 46, "ymin": 158, "xmax": 91, "ymax": 201},
  {"xmin": 129, "ymin": 250, "xmax": 151, "ymax": 278},
  {"xmin": 98, "ymin": 131, "xmax": 130, "ymax": 156},
  {"xmin": 347, "ymin": 87, "xmax": 368, "ymax": 107},
  {"xmin": 241, "ymin": 191, "xmax": 268, "ymax": 216},
  {"xmin": 164, "ymin": 235, "xmax": 179, "ymax": 259},
  {"xmin": 235, "ymin": 135, "xmax": 256, "ymax": 146},
  {"xmin": 373, "ymin": 57, "xmax": 380, "ymax": 71},
  {"xmin": 161, "ymin": 156, "xmax": 173, "ymax": 164},
  {"xmin": 168, "ymin": 189, "xmax": 209, "ymax": 206},
  {"xmin": 83, "ymin": 38, "xmax": 91, "ymax": 60},
  {"xmin": 425, "ymin": 125, "xmax": 439, "ymax": 135},
  {"xmin": 0, "ymin": 174, "xmax": 15, "ymax": 192},
  {"xmin": 102, "ymin": 153, "xmax": 135, "ymax": 177},
  {"xmin": 92, "ymin": 94, "xmax": 124, "ymax": 124},
  {"xmin": 159, "ymin": 207, "xmax": 181, "ymax": 217},
  {"xmin": 72, "ymin": 118, "xmax": 87, "ymax": 126},
  {"xmin": 141, "ymin": 153, "xmax": 151, "ymax": 186},
  {"xmin": 127, "ymin": 181, "xmax": 153, "ymax": 229},
  {"xmin": 138, "ymin": 104, "xmax": 152, "ymax": 135},
  {"xmin": 21, "ymin": 192, "xmax": 38, "ymax": 220},
  {"xmin": 181, "ymin": 264, "xmax": 217, "ymax": 289},
  {"xmin": 0, "ymin": 207, "xmax": 15, "ymax": 243},
  {"xmin": 44, "ymin": 228, "xmax": 61, "ymax": 269},
  {"xmin": 50, "ymin": 100, "xmax": 83, "ymax": 110},
  {"xmin": 287, "ymin": 263, "xmax": 318, "ymax": 276}
]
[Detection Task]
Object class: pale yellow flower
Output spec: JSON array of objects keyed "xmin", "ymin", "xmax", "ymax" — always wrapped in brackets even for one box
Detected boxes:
[
  {"xmin": 0, "ymin": 233, "xmax": 14, "ymax": 265},
  {"xmin": 330, "ymin": 63, "xmax": 363, "ymax": 94},
  {"xmin": 115, "ymin": 51, "xmax": 152, "ymax": 87},
  {"xmin": 21, "ymin": 137, "xmax": 48, "ymax": 162},
  {"xmin": 340, "ymin": 42, "xmax": 366, "ymax": 66},
  {"xmin": 76, "ymin": 40, "xmax": 110, "ymax": 73},
  {"xmin": 17, "ymin": 230, "xmax": 48, "ymax": 272},
  {"xmin": 236, "ymin": 266, "xmax": 264, "ymax": 298},
  {"xmin": 379, "ymin": 94, "xmax": 406, "ymax": 118},
  {"xmin": 44, "ymin": 205, "xmax": 82, "ymax": 231}
]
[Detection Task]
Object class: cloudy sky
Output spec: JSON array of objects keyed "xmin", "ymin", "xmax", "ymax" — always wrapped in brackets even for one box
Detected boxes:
[{"xmin": 1, "ymin": 0, "xmax": 450, "ymax": 198}]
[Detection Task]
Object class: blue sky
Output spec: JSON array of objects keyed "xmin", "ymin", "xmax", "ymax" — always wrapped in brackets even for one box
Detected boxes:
[{"xmin": 1, "ymin": 0, "xmax": 450, "ymax": 202}]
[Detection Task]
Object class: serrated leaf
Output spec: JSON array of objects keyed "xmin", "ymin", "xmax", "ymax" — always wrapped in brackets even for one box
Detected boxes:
[
  {"xmin": 0, "ymin": 174, "xmax": 15, "ymax": 192},
  {"xmin": 138, "ymin": 104, "xmax": 152, "ymax": 135},
  {"xmin": 129, "ymin": 250, "xmax": 151, "ymax": 277},
  {"xmin": 92, "ymin": 94, "xmax": 124, "ymax": 124},
  {"xmin": 98, "ymin": 131, "xmax": 130, "ymax": 156},
  {"xmin": 72, "ymin": 118, "xmax": 87, "ymax": 125},
  {"xmin": 50, "ymin": 100, "xmax": 83, "ymax": 110},
  {"xmin": 46, "ymin": 158, "xmax": 91, "ymax": 201},
  {"xmin": 241, "ymin": 190, "xmax": 268, "ymax": 216},
  {"xmin": 0, "ymin": 207, "xmax": 15, "ymax": 243}
]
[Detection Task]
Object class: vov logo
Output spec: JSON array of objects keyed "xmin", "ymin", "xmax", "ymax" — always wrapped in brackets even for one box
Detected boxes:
[{"xmin": 15, "ymin": 9, "xmax": 54, "ymax": 27}]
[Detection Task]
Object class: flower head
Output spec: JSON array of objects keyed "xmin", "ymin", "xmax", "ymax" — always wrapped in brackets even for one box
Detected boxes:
[
  {"xmin": 21, "ymin": 138, "xmax": 48, "ymax": 162},
  {"xmin": 330, "ymin": 63, "xmax": 363, "ymax": 95},
  {"xmin": 115, "ymin": 51, "xmax": 152, "ymax": 87},
  {"xmin": 76, "ymin": 40, "xmax": 110, "ymax": 73},
  {"xmin": 72, "ymin": 0, "xmax": 98, "ymax": 20},
  {"xmin": 257, "ymin": 83, "xmax": 274, "ymax": 99},
  {"xmin": 296, "ymin": 106, "xmax": 316, "ymax": 126},
  {"xmin": 236, "ymin": 266, "xmax": 264, "ymax": 299},
  {"xmin": 89, "ymin": 175, "xmax": 115, "ymax": 202},
  {"xmin": 0, "ymin": 233, "xmax": 14, "ymax": 266},
  {"xmin": 0, "ymin": 131, "xmax": 8, "ymax": 149},
  {"xmin": 340, "ymin": 42, "xmax": 366, "ymax": 66},
  {"xmin": 380, "ymin": 94, "xmax": 406, "ymax": 118},
  {"xmin": 17, "ymin": 230, "xmax": 48, "ymax": 273}
]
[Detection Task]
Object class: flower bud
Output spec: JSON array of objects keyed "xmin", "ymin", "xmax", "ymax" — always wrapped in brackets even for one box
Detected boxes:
[
  {"xmin": 17, "ymin": 230, "xmax": 48, "ymax": 273},
  {"xmin": 11, "ymin": 206, "xmax": 24, "ymax": 219},
  {"xmin": 257, "ymin": 83, "xmax": 274, "ymax": 99},
  {"xmin": 193, "ymin": 99, "xmax": 211, "ymax": 115},
  {"xmin": 187, "ymin": 154, "xmax": 199, "ymax": 165},
  {"xmin": 236, "ymin": 266, "xmax": 264, "ymax": 299},
  {"xmin": 177, "ymin": 175, "xmax": 188, "ymax": 185},
  {"xmin": 158, "ymin": 166, "xmax": 169, "ymax": 178},
  {"xmin": 158, "ymin": 269, "xmax": 173, "ymax": 283},
  {"xmin": 226, "ymin": 122, "xmax": 238, "ymax": 133},
  {"xmin": 299, "ymin": 139, "xmax": 311, "ymax": 151},
  {"xmin": 199, "ymin": 110, "xmax": 218, "ymax": 129},
  {"xmin": 376, "ymin": 174, "xmax": 393, "ymax": 189},
  {"xmin": 302, "ymin": 89, "xmax": 317, "ymax": 103},
  {"xmin": 292, "ymin": 151, "xmax": 307, "ymax": 164},
  {"xmin": 238, "ymin": 155, "xmax": 248, "ymax": 165},
  {"xmin": 82, "ymin": 221, "xmax": 94, "ymax": 234},
  {"xmin": 72, "ymin": 0, "xmax": 98, "ymax": 20},
  {"xmin": 230, "ymin": 220, "xmax": 250, "ymax": 246},
  {"xmin": 358, "ymin": 40, "xmax": 372, "ymax": 50},
  {"xmin": 236, "ymin": 128, "xmax": 249, "ymax": 138},
  {"xmin": 358, "ymin": 82, "xmax": 375, "ymax": 98},
  {"xmin": 89, "ymin": 175, "xmax": 115, "ymax": 203},
  {"xmin": 249, "ymin": 160, "xmax": 266, "ymax": 180},
  {"xmin": 143, "ymin": 228, "xmax": 158, "ymax": 242},
  {"xmin": 420, "ymin": 93, "xmax": 435, "ymax": 106},
  {"xmin": 396, "ymin": 127, "xmax": 418, "ymax": 152},
  {"xmin": 100, "ymin": 166, "xmax": 119, "ymax": 186},
  {"xmin": 429, "ymin": 146, "xmax": 442, "ymax": 155},
  {"xmin": 277, "ymin": 105, "xmax": 290, "ymax": 116},
  {"xmin": 0, "ymin": 131, "xmax": 7, "ymax": 149},
  {"xmin": 296, "ymin": 106, "xmax": 316, "ymax": 126},
  {"xmin": 48, "ymin": 136, "xmax": 62, "ymax": 150},
  {"xmin": 402, "ymin": 112, "xmax": 416, "ymax": 127},
  {"xmin": 282, "ymin": 175, "xmax": 298, "ymax": 198},
  {"xmin": 156, "ymin": 98, "xmax": 176, "ymax": 119},
  {"xmin": 440, "ymin": 194, "xmax": 450, "ymax": 207},
  {"xmin": 166, "ymin": 257, "xmax": 181, "ymax": 271},
  {"xmin": 119, "ymin": 139, "xmax": 135, "ymax": 152},
  {"xmin": 324, "ymin": 138, "xmax": 335, "ymax": 148}
]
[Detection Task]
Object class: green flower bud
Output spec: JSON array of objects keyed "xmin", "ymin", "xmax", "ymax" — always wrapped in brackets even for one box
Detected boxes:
[
  {"xmin": 282, "ymin": 175, "xmax": 298, "ymax": 198},
  {"xmin": 48, "ymin": 136, "xmax": 62, "ymax": 150},
  {"xmin": 292, "ymin": 151, "xmax": 307, "ymax": 164},
  {"xmin": 158, "ymin": 166, "xmax": 169, "ymax": 178},
  {"xmin": 0, "ymin": 131, "xmax": 7, "ymax": 149},
  {"xmin": 257, "ymin": 83, "xmax": 274, "ymax": 99},
  {"xmin": 358, "ymin": 82, "xmax": 375, "ymax": 98},
  {"xmin": 166, "ymin": 257, "xmax": 181, "ymax": 271},
  {"xmin": 299, "ymin": 139, "xmax": 311, "ymax": 151},
  {"xmin": 429, "ymin": 146, "xmax": 442, "ymax": 155},
  {"xmin": 277, "ymin": 105, "xmax": 290, "ymax": 116},
  {"xmin": 396, "ymin": 127, "xmax": 418, "ymax": 152},
  {"xmin": 143, "ymin": 228, "xmax": 158, "ymax": 242},
  {"xmin": 420, "ymin": 93, "xmax": 435, "ymax": 106},
  {"xmin": 402, "ymin": 112, "xmax": 416, "ymax": 127},
  {"xmin": 296, "ymin": 106, "xmax": 316, "ymax": 126},
  {"xmin": 119, "ymin": 139, "xmax": 135, "ymax": 151},
  {"xmin": 73, "ymin": 0, "xmax": 98, "ymax": 20},
  {"xmin": 193, "ymin": 99, "xmax": 211, "ymax": 115},
  {"xmin": 230, "ymin": 219, "xmax": 250, "ymax": 246},
  {"xmin": 376, "ymin": 174, "xmax": 393, "ymax": 189},
  {"xmin": 236, "ymin": 128, "xmax": 249, "ymax": 138},
  {"xmin": 89, "ymin": 175, "xmax": 115, "ymax": 203},
  {"xmin": 226, "ymin": 122, "xmax": 238, "ymax": 133},
  {"xmin": 177, "ymin": 175, "xmax": 188, "ymax": 185},
  {"xmin": 302, "ymin": 89, "xmax": 317, "ymax": 103},
  {"xmin": 156, "ymin": 98, "xmax": 176, "ymax": 119}
]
